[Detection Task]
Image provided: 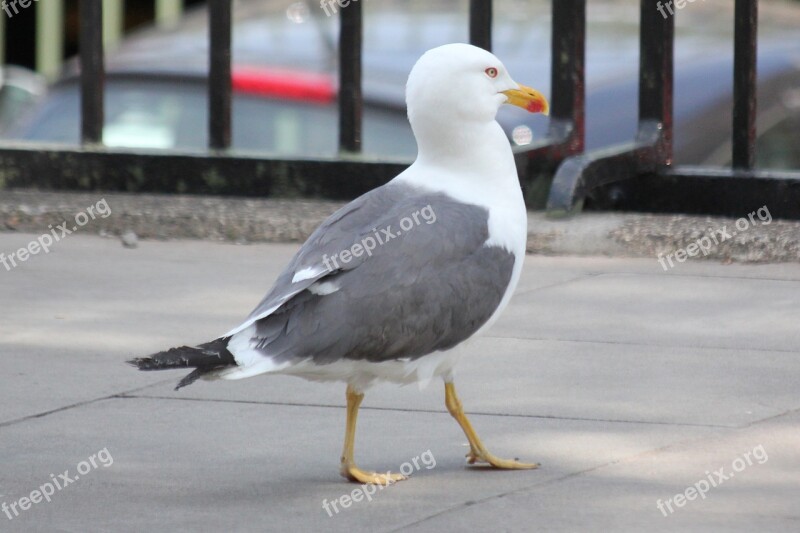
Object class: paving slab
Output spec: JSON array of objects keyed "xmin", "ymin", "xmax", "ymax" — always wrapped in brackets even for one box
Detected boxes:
[
  {"xmin": 0, "ymin": 397, "xmax": 724, "ymax": 533},
  {"xmin": 1, "ymin": 233, "xmax": 798, "ymax": 532},
  {"xmin": 398, "ymin": 411, "xmax": 800, "ymax": 533}
]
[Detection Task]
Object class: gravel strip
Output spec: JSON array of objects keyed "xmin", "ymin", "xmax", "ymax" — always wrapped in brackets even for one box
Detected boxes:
[{"xmin": 2, "ymin": 189, "xmax": 799, "ymax": 263}]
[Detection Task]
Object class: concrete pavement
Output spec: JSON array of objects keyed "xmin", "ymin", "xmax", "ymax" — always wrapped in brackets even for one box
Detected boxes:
[{"xmin": 1, "ymin": 233, "xmax": 799, "ymax": 532}]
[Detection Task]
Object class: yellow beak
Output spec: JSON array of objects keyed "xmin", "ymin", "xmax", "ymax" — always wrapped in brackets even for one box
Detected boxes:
[{"xmin": 502, "ymin": 85, "xmax": 550, "ymax": 116}]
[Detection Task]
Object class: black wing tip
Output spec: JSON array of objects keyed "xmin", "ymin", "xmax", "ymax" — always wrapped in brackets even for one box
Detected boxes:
[
  {"xmin": 128, "ymin": 341, "xmax": 236, "ymax": 390},
  {"xmin": 127, "ymin": 357, "xmax": 153, "ymax": 370},
  {"xmin": 125, "ymin": 357, "xmax": 194, "ymax": 390},
  {"xmin": 175, "ymin": 368, "xmax": 212, "ymax": 391}
]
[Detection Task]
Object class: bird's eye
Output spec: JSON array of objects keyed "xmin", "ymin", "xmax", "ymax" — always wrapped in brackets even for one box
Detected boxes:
[{"xmin": 485, "ymin": 67, "xmax": 498, "ymax": 78}]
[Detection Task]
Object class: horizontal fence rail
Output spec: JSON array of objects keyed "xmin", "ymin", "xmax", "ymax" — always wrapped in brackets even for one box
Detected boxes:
[{"xmin": 0, "ymin": 0, "xmax": 798, "ymax": 218}]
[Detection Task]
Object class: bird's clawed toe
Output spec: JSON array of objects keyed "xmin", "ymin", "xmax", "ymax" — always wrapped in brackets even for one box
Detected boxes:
[
  {"xmin": 445, "ymin": 382, "xmax": 539, "ymax": 471},
  {"xmin": 340, "ymin": 464, "xmax": 407, "ymax": 485},
  {"xmin": 465, "ymin": 449, "xmax": 539, "ymax": 469}
]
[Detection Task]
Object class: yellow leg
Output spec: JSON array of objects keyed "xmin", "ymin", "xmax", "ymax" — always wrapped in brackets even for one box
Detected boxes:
[
  {"xmin": 339, "ymin": 385, "xmax": 407, "ymax": 485},
  {"xmin": 445, "ymin": 381, "xmax": 539, "ymax": 469}
]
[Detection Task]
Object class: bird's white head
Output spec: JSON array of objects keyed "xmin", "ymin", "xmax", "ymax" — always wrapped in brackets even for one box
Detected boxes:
[{"xmin": 405, "ymin": 43, "xmax": 549, "ymax": 164}]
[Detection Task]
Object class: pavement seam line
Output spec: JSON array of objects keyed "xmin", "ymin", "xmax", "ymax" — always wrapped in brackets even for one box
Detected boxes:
[
  {"xmin": 513, "ymin": 272, "xmax": 603, "ymax": 297},
  {"xmin": 0, "ymin": 379, "xmax": 174, "ymax": 429},
  {"xmin": 482, "ymin": 334, "xmax": 800, "ymax": 355},
  {"xmin": 390, "ymin": 429, "xmax": 731, "ymax": 532},
  {"xmin": 741, "ymin": 404, "xmax": 800, "ymax": 428},
  {"xmin": 114, "ymin": 394, "xmax": 736, "ymax": 428}
]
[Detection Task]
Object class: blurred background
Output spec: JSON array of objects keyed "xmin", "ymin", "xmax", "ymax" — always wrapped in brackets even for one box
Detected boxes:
[{"xmin": 1, "ymin": 0, "xmax": 798, "ymax": 195}]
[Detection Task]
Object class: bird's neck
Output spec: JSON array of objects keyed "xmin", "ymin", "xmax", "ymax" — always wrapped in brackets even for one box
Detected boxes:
[
  {"xmin": 396, "ymin": 116, "xmax": 528, "ymax": 261},
  {"xmin": 412, "ymin": 119, "xmax": 517, "ymax": 180},
  {"xmin": 397, "ymin": 118, "xmax": 524, "ymax": 218}
]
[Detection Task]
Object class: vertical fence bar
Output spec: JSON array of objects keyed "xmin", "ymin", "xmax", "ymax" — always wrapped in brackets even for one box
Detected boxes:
[
  {"xmin": 80, "ymin": 0, "xmax": 104, "ymax": 144},
  {"xmin": 0, "ymin": 7, "xmax": 5, "ymax": 66},
  {"xmin": 550, "ymin": 0, "xmax": 585, "ymax": 148},
  {"xmin": 36, "ymin": 0, "xmax": 65, "ymax": 80},
  {"xmin": 638, "ymin": 0, "xmax": 674, "ymax": 160},
  {"xmin": 733, "ymin": 0, "xmax": 757, "ymax": 169},
  {"xmin": 208, "ymin": 0, "xmax": 232, "ymax": 150},
  {"xmin": 469, "ymin": 0, "xmax": 492, "ymax": 52},
  {"xmin": 338, "ymin": 0, "xmax": 362, "ymax": 153}
]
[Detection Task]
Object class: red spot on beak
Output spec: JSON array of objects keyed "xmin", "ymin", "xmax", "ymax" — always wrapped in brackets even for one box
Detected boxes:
[{"xmin": 527, "ymin": 100, "xmax": 545, "ymax": 113}]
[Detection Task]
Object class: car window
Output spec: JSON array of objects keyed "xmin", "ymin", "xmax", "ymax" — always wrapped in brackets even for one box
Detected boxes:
[
  {"xmin": 757, "ymin": 111, "xmax": 800, "ymax": 170},
  {"xmin": 0, "ymin": 84, "xmax": 40, "ymax": 132},
  {"xmin": 11, "ymin": 78, "xmax": 417, "ymax": 159}
]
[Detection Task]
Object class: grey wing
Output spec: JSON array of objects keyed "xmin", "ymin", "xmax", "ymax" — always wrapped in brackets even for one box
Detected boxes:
[
  {"xmin": 226, "ymin": 181, "xmax": 515, "ymax": 364},
  {"xmin": 223, "ymin": 182, "xmax": 389, "ymax": 336}
]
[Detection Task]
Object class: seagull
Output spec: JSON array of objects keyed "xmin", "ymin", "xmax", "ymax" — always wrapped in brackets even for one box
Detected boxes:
[{"xmin": 129, "ymin": 43, "xmax": 549, "ymax": 484}]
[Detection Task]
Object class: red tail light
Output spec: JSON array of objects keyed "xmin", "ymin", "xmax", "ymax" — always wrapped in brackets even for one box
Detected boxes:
[{"xmin": 232, "ymin": 67, "xmax": 336, "ymax": 104}]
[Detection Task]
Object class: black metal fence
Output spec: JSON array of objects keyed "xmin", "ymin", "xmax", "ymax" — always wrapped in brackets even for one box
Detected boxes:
[
  {"xmin": 1, "ymin": 0, "xmax": 799, "ymax": 218},
  {"xmin": 548, "ymin": 0, "xmax": 800, "ymax": 220}
]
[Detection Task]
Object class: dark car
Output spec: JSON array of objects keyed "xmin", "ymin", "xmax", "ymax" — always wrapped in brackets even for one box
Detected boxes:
[
  {"xmin": 4, "ymin": 0, "xmax": 800, "ymax": 169},
  {"xmin": 0, "ymin": 65, "xmax": 46, "ymax": 134}
]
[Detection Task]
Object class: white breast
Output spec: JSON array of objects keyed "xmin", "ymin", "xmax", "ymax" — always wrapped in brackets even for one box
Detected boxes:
[{"xmin": 394, "ymin": 159, "xmax": 527, "ymax": 336}]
